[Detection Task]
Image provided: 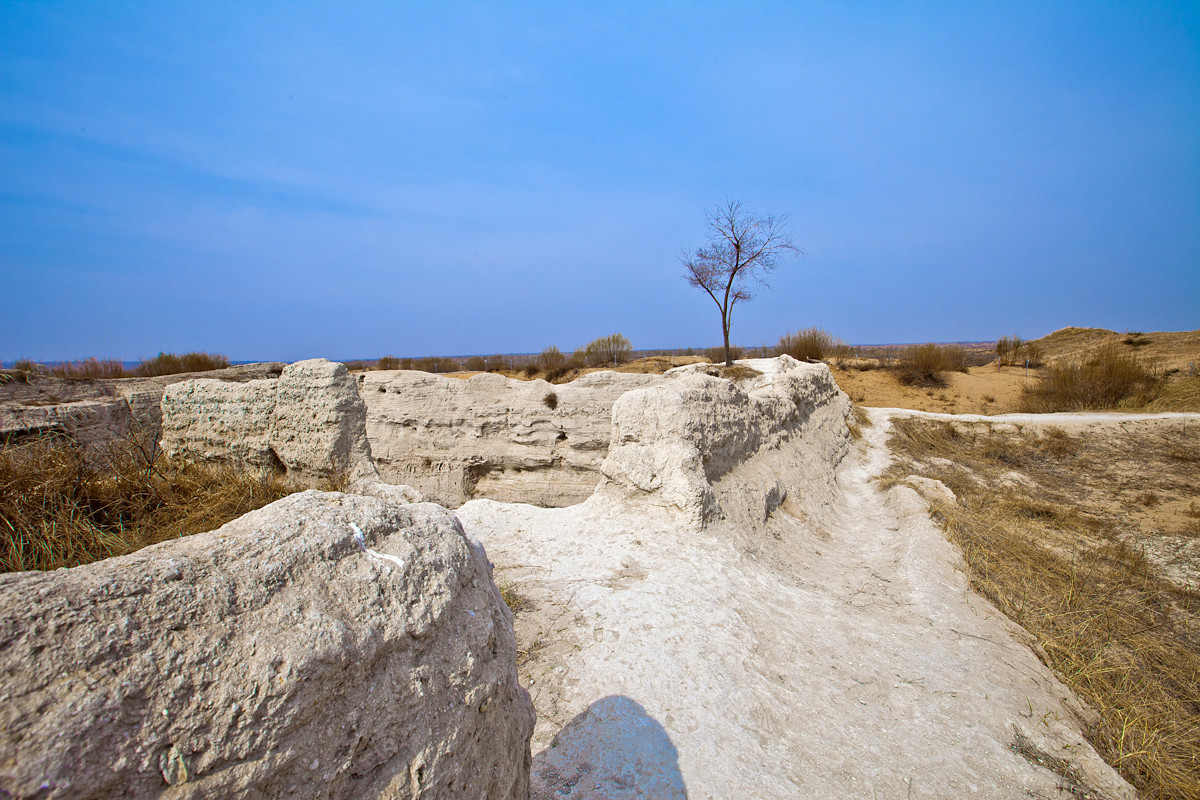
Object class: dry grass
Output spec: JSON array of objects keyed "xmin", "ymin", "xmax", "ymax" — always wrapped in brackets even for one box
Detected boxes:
[
  {"xmin": 1, "ymin": 431, "xmax": 299, "ymax": 573},
  {"xmin": 1144, "ymin": 377, "xmax": 1200, "ymax": 413},
  {"xmin": 884, "ymin": 416, "xmax": 1200, "ymax": 799},
  {"xmin": 1030, "ymin": 327, "xmax": 1200, "ymax": 374}
]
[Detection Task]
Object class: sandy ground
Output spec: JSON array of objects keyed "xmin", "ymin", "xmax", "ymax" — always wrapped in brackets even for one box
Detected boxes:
[
  {"xmin": 457, "ymin": 411, "xmax": 1135, "ymax": 799},
  {"xmin": 832, "ymin": 363, "xmax": 1034, "ymax": 414}
]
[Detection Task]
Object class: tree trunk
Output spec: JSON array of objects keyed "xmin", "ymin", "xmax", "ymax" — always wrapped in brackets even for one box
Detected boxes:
[{"xmin": 722, "ymin": 314, "xmax": 732, "ymax": 367}]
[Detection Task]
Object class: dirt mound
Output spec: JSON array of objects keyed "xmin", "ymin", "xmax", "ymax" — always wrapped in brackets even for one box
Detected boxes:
[{"xmin": 1032, "ymin": 327, "xmax": 1200, "ymax": 372}]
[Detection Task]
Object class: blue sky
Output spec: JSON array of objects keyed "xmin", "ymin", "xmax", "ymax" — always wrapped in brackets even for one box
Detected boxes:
[{"xmin": 2, "ymin": 1, "xmax": 1197, "ymax": 361}]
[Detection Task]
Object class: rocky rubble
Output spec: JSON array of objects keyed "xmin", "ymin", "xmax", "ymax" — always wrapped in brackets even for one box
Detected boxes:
[{"xmin": 0, "ymin": 491, "xmax": 534, "ymax": 799}]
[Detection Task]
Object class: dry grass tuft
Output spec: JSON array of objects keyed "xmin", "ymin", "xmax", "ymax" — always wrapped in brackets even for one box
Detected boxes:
[
  {"xmin": 497, "ymin": 577, "xmax": 534, "ymax": 615},
  {"xmin": 1020, "ymin": 346, "xmax": 1162, "ymax": 412},
  {"xmin": 776, "ymin": 328, "xmax": 835, "ymax": 362},
  {"xmin": 892, "ymin": 343, "xmax": 969, "ymax": 387},
  {"xmin": 1, "ymin": 431, "xmax": 298, "ymax": 573},
  {"xmin": 135, "ymin": 351, "xmax": 229, "ymax": 377},
  {"xmin": 847, "ymin": 405, "xmax": 872, "ymax": 440},
  {"xmin": 884, "ymin": 416, "xmax": 1200, "ymax": 799},
  {"xmin": 51, "ymin": 358, "xmax": 127, "ymax": 380},
  {"xmin": 700, "ymin": 363, "xmax": 762, "ymax": 381}
]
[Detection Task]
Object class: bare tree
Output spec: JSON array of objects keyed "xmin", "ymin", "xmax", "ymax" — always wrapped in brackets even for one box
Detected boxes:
[{"xmin": 681, "ymin": 199, "xmax": 802, "ymax": 366}]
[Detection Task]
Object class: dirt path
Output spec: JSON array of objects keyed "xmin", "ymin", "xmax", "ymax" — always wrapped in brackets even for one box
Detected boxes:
[{"xmin": 457, "ymin": 409, "xmax": 1135, "ymax": 799}]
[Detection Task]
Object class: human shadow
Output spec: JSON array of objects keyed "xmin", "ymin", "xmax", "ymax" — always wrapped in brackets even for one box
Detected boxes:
[{"xmin": 532, "ymin": 695, "xmax": 687, "ymax": 799}]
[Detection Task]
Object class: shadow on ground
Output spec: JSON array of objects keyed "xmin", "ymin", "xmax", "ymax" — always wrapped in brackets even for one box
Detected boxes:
[{"xmin": 532, "ymin": 695, "xmax": 687, "ymax": 799}]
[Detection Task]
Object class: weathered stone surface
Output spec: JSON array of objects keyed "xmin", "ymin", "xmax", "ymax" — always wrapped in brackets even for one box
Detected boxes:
[
  {"xmin": 0, "ymin": 491, "xmax": 534, "ymax": 800},
  {"xmin": 599, "ymin": 356, "xmax": 853, "ymax": 527},
  {"xmin": 160, "ymin": 378, "xmax": 280, "ymax": 469},
  {"xmin": 361, "ymin": 370, "xmax": 663, "ymax": 507}
]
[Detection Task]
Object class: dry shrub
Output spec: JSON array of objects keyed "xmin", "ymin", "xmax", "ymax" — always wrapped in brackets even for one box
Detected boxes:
[
  {"xmin": 893, "ymin": 343, "xmax": 968, "ymax": 387},
  {"xmin": 1, "ymin": 432, "xmax": 296, "ymax": 573},
  {"xmin": 542, "ymin": 391, "xmax": 558, "ymax": 410},
  {"xmin": 996, "ymin": 335, "xmax": 1024, "ymax": 366},
  {"xmin": 376, "ymin": 355, "xmax": 400, "ymax": 370},
  {"xmin": 51, "ymin": 358, "xmax": 128, "ymax": 379},
  {"xmin": 1123, "ymin": 331, "xmax": 1152, "ymax": 348},
  {"xmin": 885, "ymin": 417, "xmax": 1200, "ymax": 798},
  {"xmin": 776, "ymin": 327, "xmax": 835, "ymax": 361},
  {"xmin": 1020, "ymin": 346, "xmax": 1161, "ymax": 412},
  {"xmin": 704, "ymin": 344, "xmax": 744, "ymax": 363},
  {"xmin": 585, "ymin": 333, "xmax": 633, "ymax": 366},
  {"xmin": 414, "ymin": 357, "xmax": 461, "ymax": 373},
  {"xmin": 537, "ymin": 345, "xmax": 569, "ymax": 380},
  {"xmin": 135, "ymin": 352, "xmax": 229, "ymax": 377},
  {"xmin": 464, "ymin": 356, "xmax": 486, "ymax": 372}
]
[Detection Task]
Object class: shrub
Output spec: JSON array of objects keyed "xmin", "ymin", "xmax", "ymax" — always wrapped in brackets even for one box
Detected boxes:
[
  {"xmin": 584, "ymin": 333, "xmax": 632, "ymax": 366},
  {"xmin": 485, "ymin": 354, "xmax": 509, "ymax": 372},
  {"xmin": 543, "ymin": 391, "xmax": 558, "ymax": 410},
  {"xmin": 136, "ymin": 352, "xmax": 229, "ymax": 377},
  {"xmin": 776, "ymin": 327, "xmax": 834, "ymax": 362},
  {"xmin": 377, "ymin": 355, "xmax": 400, "ymax": 370},
  {"xmin": 1019, "ymin": 346, "xmax": 1161, "ymax": 412},
  {"xmin": 464, "ymin": 356, "xmax": 486, "ymax": 372},
  {"xmin": 893, "ymin": 343, "xmax": 968, "ymax": 387}
]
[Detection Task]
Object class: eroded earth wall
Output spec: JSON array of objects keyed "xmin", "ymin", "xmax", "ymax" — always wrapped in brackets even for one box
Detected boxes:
[
  {"xmin": 0, "ymin": 491, "xmax": 535, "ymax": 800},
  {"xmin": 0, "ymin": 363, "xmax": 285, "ymax": 451},
  {"xmin": 161, "ymin": 359, "xmax": 378, "ymax": 486},
  {"xmin": 599, "ymin": 357, "xmax": 853, "ymax": 529},
  {"xmin": 360, "ymin": 370, "xmax": 664, "ymax": 507}
]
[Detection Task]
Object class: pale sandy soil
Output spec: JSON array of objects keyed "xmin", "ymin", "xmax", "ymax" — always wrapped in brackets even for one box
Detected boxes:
[{"xmin": 457, "ymin": 411, "xmax": 1136, "ymax": 799}]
